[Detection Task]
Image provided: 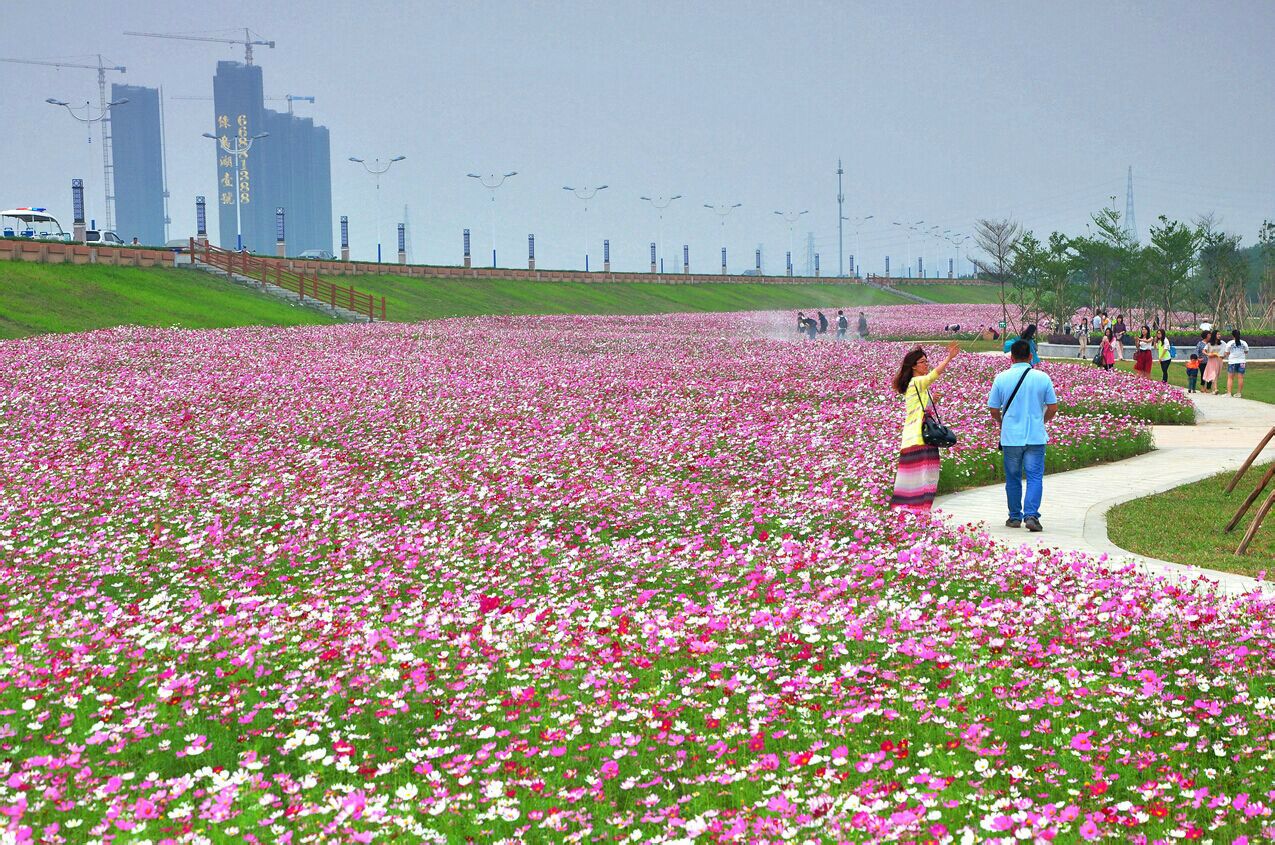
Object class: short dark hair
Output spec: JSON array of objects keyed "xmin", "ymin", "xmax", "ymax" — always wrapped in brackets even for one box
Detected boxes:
[{"xmin": 1010, "ymin": 339, "xmax": 1032, "ymax": 361}]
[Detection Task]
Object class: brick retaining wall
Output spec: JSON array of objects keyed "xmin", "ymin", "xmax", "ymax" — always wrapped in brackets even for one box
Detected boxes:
[{"xmin": 0, "ymin": 239, "xmax": 178, "ymax": 268}]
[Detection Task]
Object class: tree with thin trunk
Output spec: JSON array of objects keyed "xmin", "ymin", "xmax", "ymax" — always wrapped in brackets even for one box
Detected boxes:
[
  {"xmin": 973, "ymin": 218, "xmax": 1022, "ymax": 333},
  {"xmin": 1147, "ymin": 215, "xmax": 1199, "ymax": 329}
]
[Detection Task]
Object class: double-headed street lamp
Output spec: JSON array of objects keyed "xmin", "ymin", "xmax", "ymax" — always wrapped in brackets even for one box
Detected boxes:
[
  {"xmin": 563, "ymin": 184, "xmax": 608, "ymax": 271},
  {"xmin": 349, "ymin": 155, "xmax": 406, "ymax": 263},
  {"xmin": 705, "ymin": 202, "xmax": 742, "ymax": 272},
  {"xmin": 773, "ymin": 210, "xmax": 808, "ymax": 271},
  {"xmin": 840, "ymin": 214, "xmax": 873, "ymax": 277},
  {"xmin": 468, "ymin": 171, "xmax": 518, "ymax": 268},
  {"xmin": 203, "ymin": 129, "xmax": 268, "ymax": 252},
  {"xmin": 640, "ymin": 194, "xmax": 681, "ymax": 274},
  {"xmin": 48, "ymin": 96, "xmax": 128, "ymax": 232}
]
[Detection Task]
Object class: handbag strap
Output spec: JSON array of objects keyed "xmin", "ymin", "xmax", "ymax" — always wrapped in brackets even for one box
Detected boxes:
[
  {"xmin": 1001, "ymin": 366, "xmax": 1033, "ymax": 417},
  {"xmin": 913, "ymin": 382, "xmax": 943, "ymax": 423}
]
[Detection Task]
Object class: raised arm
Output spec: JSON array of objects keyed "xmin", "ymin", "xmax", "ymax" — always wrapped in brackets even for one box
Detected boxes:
[{"xmin": 930, "ymin": 341, "xmax": 961, "ymax": 380}]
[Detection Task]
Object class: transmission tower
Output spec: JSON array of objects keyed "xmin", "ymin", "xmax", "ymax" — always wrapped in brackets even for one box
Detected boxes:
[
  {"xmin": 402, "ymin": 204, "xmax": 414, "ymax": 264},
  {"xmin": 1125, "ymin": 165, "xmax": 1137, "ymax": 243}
]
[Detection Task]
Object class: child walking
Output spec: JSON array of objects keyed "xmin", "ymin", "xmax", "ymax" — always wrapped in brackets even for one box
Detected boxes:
[{"xmin": 1186, "ymin": 354, "xmax": 1200, "ymax": 393}]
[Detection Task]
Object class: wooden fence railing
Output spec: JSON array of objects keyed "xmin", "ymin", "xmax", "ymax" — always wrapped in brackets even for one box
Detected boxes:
[{"xmin": 190, "ymin": 239, "xmax": 387, "ymax": 321}]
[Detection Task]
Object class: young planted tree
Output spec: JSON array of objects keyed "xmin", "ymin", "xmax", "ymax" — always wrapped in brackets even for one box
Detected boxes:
[
  {"xmin": 1092, "ymin": 206, "xmax": 1144, "ymax": 312},
  {"xmin": 1146, "ymin": 215, "xmax": 1199, "ymax": 330},
  {"xmin": 973, "ymin": 218, "xmax": 1022, "ymax": 333},
  {"xmin": 1260, "ymin": 221, "xmax": 1275, "ymax": 328},
  {"xmin": 1041, "ymin": 232, "xmax": 1078, "ymax": 331},
  {"xmin": 1009, "ymin": 231, "xmax": 1045, "ymax": 326},
  {"xmin": 1198, "ymin": 227, "xmax": 1249, "ymax": 330}
]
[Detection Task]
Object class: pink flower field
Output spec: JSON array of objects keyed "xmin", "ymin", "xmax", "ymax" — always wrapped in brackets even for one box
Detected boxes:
[{"xmin": 1, "ymin": 314, "xmax": 1270, "ymax": 844}]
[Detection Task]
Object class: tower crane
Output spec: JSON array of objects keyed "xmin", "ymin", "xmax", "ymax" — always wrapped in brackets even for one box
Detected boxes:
[
  {"xmin": 284, "ymin": 95, "xmax": 314, "ymax": 115},
  {"xmin": 0, "ymin": 54, "xmax": 126, "ymax": 230},
  {"xmin": 124, "ymin": 29, "xmax": 275, "ymax": 65}
]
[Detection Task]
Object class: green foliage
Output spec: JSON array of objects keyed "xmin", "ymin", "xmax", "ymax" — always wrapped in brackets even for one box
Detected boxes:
[
  {"xmin": 321, "ymin": 275, "xmax": 909, "ymax": 322},
  {"xmin": 0, "ymin": 263, "xmax": 338, "ymax": 339}
]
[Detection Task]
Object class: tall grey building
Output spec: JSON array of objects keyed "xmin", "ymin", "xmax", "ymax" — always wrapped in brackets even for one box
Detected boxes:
[
  {"xmin": 211, "ymin": 61, "xmax": 332, "ymax": 253},
  {"xmin": 110, "ymin": 84, "xmax": 166, "ymax": 245}
]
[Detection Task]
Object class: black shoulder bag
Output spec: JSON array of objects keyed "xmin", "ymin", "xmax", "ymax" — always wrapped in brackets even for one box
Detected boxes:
[
  {"xmin": 997, "ymin": 367, "xmax": 1033, "ymax": 452},
  {"xmin": 914, "ymin": 383, "xmax": 957, "ymax": 448}
]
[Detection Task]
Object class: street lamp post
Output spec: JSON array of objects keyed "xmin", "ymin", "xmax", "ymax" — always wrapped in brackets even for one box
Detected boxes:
[
  {"xmin": 640, "ymin": 194, "xmax": 682, "ymax": 275},
  {"xmin": 202, "ymin": 130, "xmax": 267, "ymax": 251},
  {"xmin": 349, "ymin": 155, "xmax": 406, "ymax": 264},
  {"xmin": 563, "ymin": 184, "xmax": 608, "ymax": 271},
  {"xmin": 840, "ymin": 214, "xmax": 873, "ymax": 278},
  {"xmin": 774, "ymin": 210, "xmax": 808, "ymax": 272},
  {"xmin": 468, "ymin": 171, "xmax": 518, "ymax": 268},
  {"xmin": 48, "ymin": 97, "xmax": 128, "ymax": 233},
  {"xmin": 704, "ymin": 202, "xmax": 742, "ymax": 274}
]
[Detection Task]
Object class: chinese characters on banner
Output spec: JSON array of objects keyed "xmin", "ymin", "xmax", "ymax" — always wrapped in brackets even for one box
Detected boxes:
[
  {"xmin": 215, "ymin": 113, "xmax": 252, "ymax": 206},
  {"xmin": 237, "ymin": 114, "xmax": 250, "ymax": 205}
]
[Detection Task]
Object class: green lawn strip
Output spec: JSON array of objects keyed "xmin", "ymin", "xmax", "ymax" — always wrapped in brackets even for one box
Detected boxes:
[
  {"xmin": 320, "ymin": 274, "xmax": 908, "ymax": 321},
  {"xmin": 1106, "ymin": 463, "xmax": 1275, "ymax": 574},
  {"xmin": 0, "ymin": 262, "xmax": 338, "ymax": 338},
  {"xmin": 939, "ymin": 430, "xmax": 1155, "ymax": 494},
  {"xmin": 1056, "ymin": 357, "xmax": 1275, "ymax": 407},
  {"xmin": 893, "ymin": 283, "xmax": 1004, "ymax": 304}
]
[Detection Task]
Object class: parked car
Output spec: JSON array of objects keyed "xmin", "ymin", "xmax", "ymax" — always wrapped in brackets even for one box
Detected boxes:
[
  {"xmin": 164, "ymin": 239, "xmax": 192, "ymax": 252},
  {"xmin": 297, "ymin": 249, "xmax": 335, "ymax": 260},
  {"xmin": 84, "ymin": 229, "xmax": 126, "ymax": 246}
]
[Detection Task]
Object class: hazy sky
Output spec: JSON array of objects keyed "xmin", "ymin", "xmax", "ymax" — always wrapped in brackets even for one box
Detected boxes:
[{"xmin": 2, "ymin": 0, "xmax": 1272, "ymax": 274}]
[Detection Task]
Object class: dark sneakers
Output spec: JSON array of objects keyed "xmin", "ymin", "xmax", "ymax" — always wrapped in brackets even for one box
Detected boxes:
[
  {"xmin": 1025, "ymin": 517, "xmax": 1043, "ymax": 532},
  {"xmin": 1005, "ymin": 518, "xmax": 1022, "ymax": 528}
]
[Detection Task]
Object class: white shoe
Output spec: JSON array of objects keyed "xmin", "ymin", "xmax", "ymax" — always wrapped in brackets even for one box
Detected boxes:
[{"xmin": 1236, "ymin": 393, "xmax": 1242, "ymax": 398}]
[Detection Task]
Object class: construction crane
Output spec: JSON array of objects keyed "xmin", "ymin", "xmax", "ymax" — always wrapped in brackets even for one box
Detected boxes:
[
  {"xmin": 124, "ymin": 28, "xmax": 275, "ymax": 65},
  {"xmin": 285, "ymin": 95, "xmax": 314, "ymax": 115},
  {"xmin": 0, "ymin": 54, "xmax": 126, "ymax": 231},
  {"xmin": 172, "ymin": 94, "xmax": 315, "ymax": 115}
]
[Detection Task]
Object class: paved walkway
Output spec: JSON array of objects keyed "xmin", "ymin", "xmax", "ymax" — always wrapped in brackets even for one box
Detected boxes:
[{"xmin": 934, "ymin": 391, "xmax": 1275, "ymax": 596}]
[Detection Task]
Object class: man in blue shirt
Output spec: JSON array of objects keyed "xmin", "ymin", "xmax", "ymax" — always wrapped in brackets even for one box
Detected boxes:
[{"xmin": 987, "ymin": 340, "xmax": 1058, "ymax": 532}]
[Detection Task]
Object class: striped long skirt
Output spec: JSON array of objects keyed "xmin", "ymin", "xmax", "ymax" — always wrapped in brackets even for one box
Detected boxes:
[{"xmin": 889, "ymin": 445, "xmax": 942, "ymax": 513}]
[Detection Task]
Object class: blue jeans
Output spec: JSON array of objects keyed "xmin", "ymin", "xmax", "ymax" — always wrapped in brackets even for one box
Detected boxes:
[{"xmin": 1002, "ymin": 444, "xmax": 1046, "ymax": 521}]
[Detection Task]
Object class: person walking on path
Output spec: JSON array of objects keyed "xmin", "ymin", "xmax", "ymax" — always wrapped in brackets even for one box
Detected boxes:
[
  {"xmin": 1224, "ymin": 329, "xmax": 1250, "ymax": 397},
  {"xmin": 857, "ymin": 311, "xmax": 869, "ymax": 340},
  {"xmin": 1099, "ymin": 329, "xmax": 1116, "ymax": 371},
  {"xmin": 889, "ymin": 341, "xmax": 961, "ymax": 514},
  {"xmin": 1194, "ymin": 331, "xmax": 1210, "ymax": 392},
  {"xmin": 1133, "ymin": 326, "xmax": 1155, "ymax": 378},
  {"xmin": 1076, "ymin": 318, "xmax": 1089, "ymax": 360},
  {"xmin": 1203, "ymin": 330, "xmax": 1225, "ymax": 394},
  {"xmin": 836, "ymin": 310, "xmax": 848, "ymax": 340},
  {"xmin": 988, "ymin": 339, "xmax": 1058, "ymax": 532},
  {"xmin": 1154, "ymin": 328, "xmax": 1173, "ymax": 383},
  {"xmin": 1113, "ymin": 315, "xmax": 1127, "ymax": 361}
]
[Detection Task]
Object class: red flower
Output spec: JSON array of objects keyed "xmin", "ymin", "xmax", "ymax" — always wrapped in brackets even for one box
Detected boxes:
[{"xmin": 319, "ymin": 648, "xmax": 338, "ymax": 661}]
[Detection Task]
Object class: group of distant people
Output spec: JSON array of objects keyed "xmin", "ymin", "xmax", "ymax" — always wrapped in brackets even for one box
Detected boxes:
[{"xmin": 796, "ymin": 310, "xmax": 868, "ymax": 341}]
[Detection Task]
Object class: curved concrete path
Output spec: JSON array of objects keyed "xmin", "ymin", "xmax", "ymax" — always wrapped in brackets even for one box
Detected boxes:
[{"xmin": 934, "ymin": 391, "xmax": 1275, "ymax": 596}]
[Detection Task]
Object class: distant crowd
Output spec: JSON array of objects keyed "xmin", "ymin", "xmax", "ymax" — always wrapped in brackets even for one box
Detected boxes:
[{"xmin": 796, "ymin": 310, "xmax": 869, "ymax": 341}]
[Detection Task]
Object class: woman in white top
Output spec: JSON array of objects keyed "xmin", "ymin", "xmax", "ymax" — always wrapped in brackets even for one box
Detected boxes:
[
  {"xmin": 1202, "ymin": 330, "xmax": 1225, "ymax": 395},
  {"xmin": 1225, "ymin": 329, "xmax": 1250, "ymax": 398}
]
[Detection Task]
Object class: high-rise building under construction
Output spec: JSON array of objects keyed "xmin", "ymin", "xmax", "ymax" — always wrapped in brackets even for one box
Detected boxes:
[
  {"xmin": 211, "ymin": 61, "xmax": 332, "ymax": 253},
  {"xmin": 110, "ymin": 84, "xmax": 167, "ymax": 245}
]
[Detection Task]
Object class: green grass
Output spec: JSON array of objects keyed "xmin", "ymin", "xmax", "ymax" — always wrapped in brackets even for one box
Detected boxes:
[
  {"xmin": 1107, "ymin": 463, "xmax": 1275, "ymax": 574},
  {"xmin": 323, "ymin": 274, "xmax": 908, "ymax": 321},
  {"xmin": 0, "ymin": 263, "xmax": 338, "ymax": 339},
  {"xmin": 939, "ymin": 429, "xmax": 1155, "ymax": 493},
  {"xmin": 1055, "ymin": 355, "xmax": 1275, "ymax": 406},
  {"xmin": 894, "ymin": 283, "xmax": 1004, "ymax": 303}
]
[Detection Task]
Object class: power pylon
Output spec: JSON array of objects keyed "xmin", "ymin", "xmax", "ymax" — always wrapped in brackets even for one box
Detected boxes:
[{"xmin": 402, "ymin": 204, "xmax": 414, "ymax": 264}]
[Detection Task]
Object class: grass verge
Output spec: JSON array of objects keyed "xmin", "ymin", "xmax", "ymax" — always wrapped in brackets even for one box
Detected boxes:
[
  {"xmin": 938, "ymin": 430, "xmax": 1155, "ymax": 494},
  {"xmin": 1106, "ymin": 463, "xmax": 1275, "ymax": 574},
  {"xmin": 0, "ymin": 262, "xmax": 338, "ymax": 339},
  {"xmin": 894, "ymin": 283, "xmax": 1004, "ymax": 303},
  {"xmin": 321, "ymin": 273, "xmax": 909, "ymax": 321},
  {"xmin": 1054, "ymin": 356, "xmax": 1275, "ymax": 407}
]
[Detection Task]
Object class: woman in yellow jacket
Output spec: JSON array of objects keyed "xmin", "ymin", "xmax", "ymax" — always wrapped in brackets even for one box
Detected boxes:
[
  {"xmin": 889, "ymin": 341, "xmax": 961, "ymax": 513},
  {"xmin": 1154, "ymin": 329, "xmax": 1174, "ymax": 383}
]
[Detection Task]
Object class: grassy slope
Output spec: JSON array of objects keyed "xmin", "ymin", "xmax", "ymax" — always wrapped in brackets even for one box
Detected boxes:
[
  {"xmin": 1107, "ymin": 464, "xmax": 1275, "ymax": 574},
  {"xmin": 324, "ymin": 274, "xmax": 908, "ymax": 321},
  {"xmin": 895, "ymin": 283, "xmax": 1003, "ymax": 303},
  {"xmin": 0, "ymin": 263, "xmax": 338, "ymax": 339}
]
